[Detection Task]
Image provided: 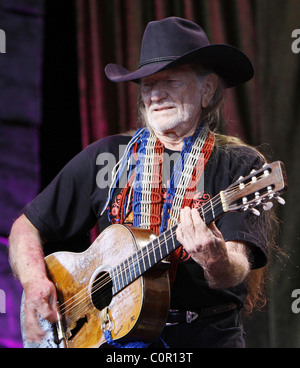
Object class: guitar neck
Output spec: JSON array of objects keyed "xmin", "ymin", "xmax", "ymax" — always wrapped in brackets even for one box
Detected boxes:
[{"xmin": 110, "ymin": 193, "xmax": 225, "ymax": 296}]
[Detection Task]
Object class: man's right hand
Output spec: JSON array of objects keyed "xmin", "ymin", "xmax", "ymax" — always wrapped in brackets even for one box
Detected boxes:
[{"xmin": 23, "ymin": 278, "xmax": 59, "ymax": 343}]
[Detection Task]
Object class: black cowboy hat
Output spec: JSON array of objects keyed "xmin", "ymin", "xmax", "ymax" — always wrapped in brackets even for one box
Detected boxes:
[{"xmin": 105, "ymin": 17, "xmax": 254, "ymax": 88}]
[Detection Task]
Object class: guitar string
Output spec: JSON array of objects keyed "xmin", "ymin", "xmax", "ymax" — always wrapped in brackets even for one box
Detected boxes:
[{"xmin": 58, "ymin": 176, "xmax": 268, "ymax": 325}]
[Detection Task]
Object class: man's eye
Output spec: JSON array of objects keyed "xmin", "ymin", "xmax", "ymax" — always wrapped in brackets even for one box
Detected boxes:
[
  {"xmin": 141, "ymin": 83, "xmax": 152, "ymax": 92},
  {"xmin": 167, "ymin": 80, "xmax": 181, "ymax": 87}
]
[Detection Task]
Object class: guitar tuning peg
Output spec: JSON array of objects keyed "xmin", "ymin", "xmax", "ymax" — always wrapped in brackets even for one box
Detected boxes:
[
  {"xmin": 263, "ymin": 202, "xmax": 274, "ymax": 211},
  {"xmin": 251, "ymin": 208, "xmax": 261, "ymax": 216},
  {"xmin": 276, "ymin": 196, "xmax": 286, "ymax": 205}
]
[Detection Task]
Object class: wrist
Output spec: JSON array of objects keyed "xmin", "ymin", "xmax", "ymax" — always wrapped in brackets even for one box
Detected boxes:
[{"xmin": 204, "ymin": 253, "xmax": 250, "ymax": 290}]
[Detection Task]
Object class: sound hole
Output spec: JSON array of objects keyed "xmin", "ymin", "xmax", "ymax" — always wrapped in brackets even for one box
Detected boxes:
[{"xmin": 91, "ymin": 271, "xmax": 113, "ymax": 311}]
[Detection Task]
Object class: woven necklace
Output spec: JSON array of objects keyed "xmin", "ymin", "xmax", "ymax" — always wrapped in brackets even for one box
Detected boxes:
[{"xmin": 132, "ymin": 124, "xmax": 212, "ymax": 235}]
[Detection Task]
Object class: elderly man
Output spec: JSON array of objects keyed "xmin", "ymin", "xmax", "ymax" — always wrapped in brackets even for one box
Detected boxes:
[{"xmin": 9, "ymin": 17, "xmax": 270, "ymax": 348}]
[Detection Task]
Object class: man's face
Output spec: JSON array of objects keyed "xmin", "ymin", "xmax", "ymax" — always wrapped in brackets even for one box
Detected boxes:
[{"xmin": 140, "ymin": 65, "xmax": 203, "ymax": 137}]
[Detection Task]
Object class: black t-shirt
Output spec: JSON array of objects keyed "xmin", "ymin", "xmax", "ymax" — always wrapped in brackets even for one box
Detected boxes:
[{"xmin": 23, "ymin": 133, "xmax": 268, "ymax": 310}]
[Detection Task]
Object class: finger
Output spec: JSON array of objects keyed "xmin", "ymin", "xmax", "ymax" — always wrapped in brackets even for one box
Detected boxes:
[
  {"xmin": 39, "ymin": 297, "xmax": 59, "ymax": 323},
  {"xmin": 179, "ymin": 208, "xmax": 195, "ymax": 244},
  {"xmin": 180, "ymin": 207, "xmax": 194, "ymax": 229},
  {"xmin": 176, "ymin": 223, "xmax": 184, "ymax": 244},
  {"xmin": 191, "ymin": 208, "xmax": 205, "ymax": 228}
]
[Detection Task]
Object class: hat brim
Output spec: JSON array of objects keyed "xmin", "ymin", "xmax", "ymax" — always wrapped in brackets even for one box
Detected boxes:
[{"xmin": 105, "ymin": 44, "xmax": 254, "ymax": 88}]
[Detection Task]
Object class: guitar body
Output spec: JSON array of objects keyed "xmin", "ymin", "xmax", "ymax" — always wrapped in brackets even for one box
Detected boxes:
[{"xmin": 21, "ymin": 225, "xmax": 170, "ymax": 348}]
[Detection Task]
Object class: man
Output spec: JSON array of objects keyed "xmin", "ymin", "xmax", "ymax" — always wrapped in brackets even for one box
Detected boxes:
[{"xmin": 9, "ymin": 17, "xmax": 270, "ymax": 348}]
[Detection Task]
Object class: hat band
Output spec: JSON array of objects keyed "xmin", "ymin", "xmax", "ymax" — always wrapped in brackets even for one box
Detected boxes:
[{"xmin": 138, "ymin": 56, "xmax": 179, "ymax": 69}]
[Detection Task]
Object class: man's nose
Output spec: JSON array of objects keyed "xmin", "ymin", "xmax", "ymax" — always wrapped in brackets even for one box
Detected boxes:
[{"xmin": 150, "ymin": 82, "xmax": 168, "ymax": 101}]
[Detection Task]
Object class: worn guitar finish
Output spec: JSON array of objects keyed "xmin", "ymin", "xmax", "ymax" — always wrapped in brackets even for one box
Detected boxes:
[
  {"xmin": 21, "ymin": 161, "xmax": 287, "ymax": 348},
  {"xmin": 21, "ymin": 226, "xmax": 170, "ymax": 348}
]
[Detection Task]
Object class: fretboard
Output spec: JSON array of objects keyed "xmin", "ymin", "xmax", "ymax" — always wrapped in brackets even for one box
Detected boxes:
[{"xmin": 110, "ymin": 193, "xmax": 225, "ymax": 295}]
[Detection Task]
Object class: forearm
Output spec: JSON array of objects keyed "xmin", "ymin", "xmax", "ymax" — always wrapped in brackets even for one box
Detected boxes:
[
  {"xmin": 203, "ymin": 241, "xmax": 250, "ymax": 289},
  {"xmin": 9, "ymin": 214, "xmax": 47, "ymax": 285},
  {"xmin": 9, "ymin": 215, "xmax": 59, "ymax": 342}
]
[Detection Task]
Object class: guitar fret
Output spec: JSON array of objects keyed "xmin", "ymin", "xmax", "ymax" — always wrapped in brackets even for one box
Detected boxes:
[
  {"xmin": 154, "ymin": 240, "xmax": 162, "ymax": 263},
  {"xmin": 203, "ymin": 203, "xmax": 213, "ymax": 224},
  {"xmin": 131, "ymin": 252, "xmax": 139, "ymax": 279},
  {"xmin": 110, "ymin": 269, "xmax": 118, "ymax": 295},
  {"xmin": 122, "ymin": 259, "xmax": 127, "ymax": 285},
  {"xmin": 148, "ymin": 242, "xmax": 156, "ymax": 266},
  {"xmin": 137, "ymin": 249, "xmax": 145, "ymax": 275},
  {"xmin": 127, "ymin": 257, "xmax": 133, "ymax": 283},
  {"xmin": 124, "ymin": 258, "xmax": 132, "ymax": 284},
  {"xmin": 170, "ymin": 229, "xmax": 177, "ymax": 251},
  {"xmin": 162, "ymin": 233, "xmax": 168, "ymax": 257},
  {"xmin": 168, "ymin": 229, "xmax": 177, "ymax": 253},
  {"xmin": 163, "ymin": 231, "xmax": 171, "ymax": 255},
  {"xmin": 145, "ymin": 244, "xmax": 151, "ymax": 269},
  {"xmin": 117, "ymin": 264, "xmax": 124, "ymax": 291},
  {"xmin": 157, "ymin": 238, "xmax": 163, "ymax": 260},
  {"xmin": 138, "ymin": 248, "xmax": 146, "ymax": 274},
  {"xmin": 130, "ymin": 258, "xmax": 135, "ymax": 280},
  {"xmin": 200, "ymin": 206, "xmax": 206, "ymax": 222},
  {"xmin": 210, "ymin": 200, "xmax": 215, "ymax": 220},
  {"xmin": 122, "ymin": 262, "xmax": 127, "ymax": 289}
]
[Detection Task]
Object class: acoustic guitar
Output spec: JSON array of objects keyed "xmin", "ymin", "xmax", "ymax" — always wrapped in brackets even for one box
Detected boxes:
[{"xmin": 20, "ymin": 161, "xmax": 287, "ymax": 348}]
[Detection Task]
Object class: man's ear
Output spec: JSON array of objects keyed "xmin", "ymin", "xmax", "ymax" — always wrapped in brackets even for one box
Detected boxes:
[{"xmin": 201, "ymin": 74, "xmax": 219, "ymax": 108}]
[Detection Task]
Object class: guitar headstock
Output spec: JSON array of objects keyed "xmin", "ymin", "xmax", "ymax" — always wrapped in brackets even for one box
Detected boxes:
[{"xmin": 222, "ymin": 161, "xmax": 288, "ymax": 216}]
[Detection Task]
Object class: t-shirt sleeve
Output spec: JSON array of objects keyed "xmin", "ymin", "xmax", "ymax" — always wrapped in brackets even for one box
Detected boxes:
[
  {"xmin": 23, "ymin": 149, "xmax": 97, "ymax": 242},
  {"xmin": 214, "ymin": 146, "xmax": 268, "ymax": 269}
]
